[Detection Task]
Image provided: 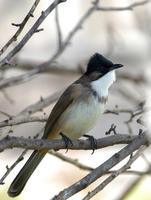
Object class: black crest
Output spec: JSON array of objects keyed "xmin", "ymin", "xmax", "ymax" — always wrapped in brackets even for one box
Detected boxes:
[{"xmin": 86, "ymin": 53, "xmax": 114, "ymax": 75}]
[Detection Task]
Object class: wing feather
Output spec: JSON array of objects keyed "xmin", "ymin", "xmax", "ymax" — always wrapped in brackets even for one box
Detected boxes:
[{"xmin": 42, "ymin": 84, "xmax": 78, "ymax": 139}]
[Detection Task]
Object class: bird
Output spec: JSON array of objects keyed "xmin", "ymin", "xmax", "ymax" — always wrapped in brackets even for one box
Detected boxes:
[{"xmin": 8, "ymin": 53, "xmax": 123, "ymax": 197}]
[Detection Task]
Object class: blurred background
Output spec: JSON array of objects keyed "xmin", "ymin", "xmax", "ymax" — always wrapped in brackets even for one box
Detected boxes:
[{"xmin": 0, "ymin": 0, "xmax": 151, "ymax": 199}]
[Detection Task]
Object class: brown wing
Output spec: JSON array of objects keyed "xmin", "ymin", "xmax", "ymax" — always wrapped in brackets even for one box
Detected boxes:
[{"xmin": 42, "ymin": 84, "xmax": 80, "ymax": 139}]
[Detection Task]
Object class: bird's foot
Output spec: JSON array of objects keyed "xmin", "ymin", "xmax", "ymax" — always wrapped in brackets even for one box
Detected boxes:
[
  {"xmin": 60, "ymin": 132, "xmax": 73, "ymax": 153},
  {"xmin": 83, "ymin": 134, "xmax": 97, "ymax": 154}
]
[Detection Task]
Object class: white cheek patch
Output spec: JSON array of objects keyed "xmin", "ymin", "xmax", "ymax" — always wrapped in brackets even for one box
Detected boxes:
[{"xmin": 91, "ymin": 71, "xmax": 116, "ymax": 98}]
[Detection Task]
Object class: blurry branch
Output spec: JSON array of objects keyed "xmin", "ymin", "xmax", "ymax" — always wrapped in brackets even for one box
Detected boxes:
[
  {"xmin": 5, "ymin": 59, "xmax": 82, "ymax": 74},
  {"xmin": 0, "ymin": 115, "xmax": 47, "ymax": 127},
  {"xmin": 0, "ymin": 100, "xmax": 145, "ymax": 128},
  {"xmin": 137, "ymin": 117, "xmax": 145, "ymax": 126},
  {"xmin": 82, "ymin": 145, "xmax": 147, "ymax": 200},
  {"xmin": 117, "ymin": 88, "xmax": 140, "ymax": 104},
  {"xmin": 20, "ymin": 90, "xmax": 62, "ymax": 116},
  {"xmin": 55, "ymin": 7, "xmax": 63, "ymax": 50},
  {"xmin": 1, "ymin": 57, "xmax": 147, "ymax": 84},
  {"xmin": 49, "ymin": 150, "xmax": 94, "ymax": 171},
  {"xmin": 118, "ymin": 152, "xmax": 151, "ymax": 200},
  {"xmin": 117, "ymin": 167, "xmax": 151, "ymax": 200},
  {"xmin": 0, "ymin": 134, "xmax": 140, "ymax": 152},
  {"xmin": 0, "ymin": 65, "xmax": 147, "ymax": 90},
  {"xmin": 0, "ymin": 90, "xmax": 61, "ymax": 128},
  {"xmin": 117, "ymin": 177, "xmax": 142, "ymax": 200},
  {"xmin": 0, "ymin": 110, "xmax": 11, "ymax": 118},
  {"xmin": 105, "ymin": 102, "xmax": 145, "ymax": 121},
  {"xmin": 106, "ymin": 103, "xmax": 146, "ymax": 134},
  {"xmin": 0, "ymin": 0, "xmax": 66, "ymax": 68},
  {"xmin": 49, "ymin": 150, "xmax": 151, "ymax": 176},
  {"xmin": 52, "ymin": 133, "xmax": 147, "ymax": 200},
  {"xmin": 96, "ymin": 0, "xmax": 151, "ymax": 12},
  {"xmin": 1, "ymin": 89, "xmax": 15, "ymax": 104},
  {"xmin": 0, "ymin": 0, "xmax": 100, "ymax": 89},
  {"xmin": 0, "ymin": 0, "xmax": 40, "ymax": 56},
  {"xmin": 0, "ymin": 0, "xmax": 149, "ymax": 89},
  {"xmin": 0, "ymin": 130, "xmax": 42, "ymax": 185},
  {"xmin": 119, "ymin": 74, "xmax": 147, "ymax": 84},
  {"xmin": 0, "ymin": 149, "xmax": 27, "ymax": 185}
]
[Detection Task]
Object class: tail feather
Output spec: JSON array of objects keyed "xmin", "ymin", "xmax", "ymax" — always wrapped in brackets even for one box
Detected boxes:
[{"xmin": 8, "ymin": 150, "xmax": 47, "ymax": 197}]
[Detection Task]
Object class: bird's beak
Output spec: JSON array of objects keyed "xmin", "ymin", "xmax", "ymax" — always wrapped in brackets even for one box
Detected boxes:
[{"xmin": 113, "ymin": 64, "xmax": 124, "ymax": 69}]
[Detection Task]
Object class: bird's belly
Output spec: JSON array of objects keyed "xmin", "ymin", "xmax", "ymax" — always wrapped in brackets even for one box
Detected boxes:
[{"xmin": 58, "ymin": 99, "xmax": 105, "ymax": 139}]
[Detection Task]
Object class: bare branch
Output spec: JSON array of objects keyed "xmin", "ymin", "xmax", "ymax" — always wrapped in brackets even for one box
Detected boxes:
[
  {"xmin": 0, "ymin": 115, "xmax": 47, "ymax": 128},
  {"xmin": 0, "ymin": 0, "xmax": 100, "ymax": 89},
  {"xmin": 0, "ymin": 149, "xmax": 27, "ymax": 185},
  {"xmin": 49, "ymin": 150, "xmax": 94, "ymax": 171},
  {"xmin": 96, "ymin": 0, "xmax": 151, "ymax": 12},
  {"xmin": 0, "ymin": 0, "xmax": 41, "ymax": 56},
  {"xmin": 0, "ymin": 130, "xmax": 42, "ymax": 184},
  {"xmin": 82, "ymin": 145, "xmax": 147, "ymax": 200},
  {"xmin": 52, "ymin": 132, "xmax": 147, "ymax": 200},
  {"xmin": 19, "ymin": 90, "xmax": 62, "ymax": 116},
  {"xmin": 49, "ymin": 150, "xmax": 151, "ymax": 176},
  {"xmin": 0, "ymin": 99, "xmax": 145, "ymax": 128},
  {"xmin": 0, "ymin": 90, "xmax": 61, "ymax": 128},
  {"xmin": 0, "ymin": 0, "xmax": 66, "ymax": 68},
  {"xmin": 0, "ymin": 134, "xmax": 141, "ymax": 152},
  {"xmin": 55, "ymin": 7, "xmax": 63, "ymax": 49}
]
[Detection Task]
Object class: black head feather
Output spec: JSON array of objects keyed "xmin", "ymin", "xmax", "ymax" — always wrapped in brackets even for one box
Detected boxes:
[{"xmin": 86, "ymin": 53, "xmax": 123, "ymax": 75}]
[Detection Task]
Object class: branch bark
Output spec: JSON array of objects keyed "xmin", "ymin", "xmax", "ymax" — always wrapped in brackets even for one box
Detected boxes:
[
  {"xmin": 0, "ymin": 0, "xmax": 41, "ymax": 56},
  {"xmin": 0, "ymin": 0, "xmax": 66, "ymax": 67},
  {"xmin": 0, "ymin": 134, "xmax": 141, "ymax": 152},
  {"xmin": 52, "ymin": 132, "xmax": 147, "ymax": 200}
]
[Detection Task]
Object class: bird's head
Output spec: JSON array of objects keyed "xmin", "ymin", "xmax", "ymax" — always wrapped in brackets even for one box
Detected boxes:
[{"xmin": 85, "ymin": 53, "xmax": 123, "ymax": 76}]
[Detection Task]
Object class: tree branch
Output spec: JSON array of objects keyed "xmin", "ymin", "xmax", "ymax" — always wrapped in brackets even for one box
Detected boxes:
[
  {"xmin": 0, "ymin": 0, "xmax": 100, "ymax": 89},
  {"xmin": 52, "ymin": 132, "xmax": 147, "ymax": 200},
  {"xmin": 0, "ymin": 134, "xmax": 141, "ymax": 152},
  {"xmin": 55, "ymin": 7, "xmax": 63, "ymax": 50},
  {"xmin": 82, "ymin": 145, "xmax": 147, "ymax": 200},
  {"xmin": 0, "ymin": 0, "xmax": 41, "ymax": 56},
  {"xmin": 0, "ymin": 0, "xmax": 66, "ymax": 68},
  {"xmin": 96, "ymin": 0, "xmax": 151, "ymax": 12},
  {"xmin": 0, "ymin": 149, "xmax": 27, "ymax": 185}
]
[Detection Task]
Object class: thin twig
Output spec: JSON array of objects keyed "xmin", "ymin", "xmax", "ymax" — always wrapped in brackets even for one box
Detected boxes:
[
  {"xmin": 0, "ymin": 130, "xmax": 43, "ymax": 185},
  {"xmin": 49, "ymin": 150, "xmax": 151, "ymax": 176},
  {"xmin": 0, "ymin": 149, "xmax": 27, "ymax": 185},
  {"xmin": 0, "ymin": 0, "xmax": 66, "ymax": 67},
  {"xmin": 0, "ymin": 115, "xmax": 47, "ymax": 128},
  {"xmin": 96, "ymin": 0, "xmax": 151, "ymax": 12},
  {"xmin": 0, "ymin": 100, "xmax": 145, "ymax": 129},
  {"xmin": 49, "ymin": 150, "xmax": 94, "ymax": 171},
  {"xmin": 82, "ymin": 145, "xmax": 147, "ymax": 200},
  {"xmin": 55, "ymin": 7, "xmax": 62, "ymax": 49},
  {"xmin": 0, "ymin": 90, "xmax": 62, "ymax": 128},
  {"xmin": 0, "ymin": 0, "xmax": 41, "ymax": 56},
  {"xmin": 51, "ymin": 132, "xmax": 147, "ymax": 200},
  {"xmin": 0, "ymin": 0, "xmax": 99, "ymax": 89}
]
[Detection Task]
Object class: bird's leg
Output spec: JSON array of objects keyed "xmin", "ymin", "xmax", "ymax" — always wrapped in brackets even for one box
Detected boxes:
[
  {"xmin": 60, "ymin": 132, "xmax": 73, "ymax": 153},
  {"xmin": 83, "ymin": 134, "xmax": 97, "ymax": 154}
]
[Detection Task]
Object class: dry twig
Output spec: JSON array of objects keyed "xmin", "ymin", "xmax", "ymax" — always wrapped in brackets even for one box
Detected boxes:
[
  {"xmin": 52, "ymin": 132, "xmax": 147, "ymax": 200},
  {"xmin": 0, "ymin": 134, "xmax": 139, "ymax": 152},
  {"xmin": 0, "ymin": 0, "xmax": 41, "ymax": 56},
  {"xmin": 82, "ymin": 145, "xmax": 147, "ymax": 200}
]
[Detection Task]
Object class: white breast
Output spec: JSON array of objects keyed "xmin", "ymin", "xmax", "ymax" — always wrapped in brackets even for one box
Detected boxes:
[
  {"xmin": 57, "ymin": 95, "xmax": 105, "ymax": 139},
  {"xmin": 91, "ymin": 71, "xmax": 116, "ymax": 98}
]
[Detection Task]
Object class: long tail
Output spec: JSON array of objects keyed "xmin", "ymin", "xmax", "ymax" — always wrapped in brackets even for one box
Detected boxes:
[{"xmin": 8, "ymin": 150, "xmax": 47, "ymax": 197}]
